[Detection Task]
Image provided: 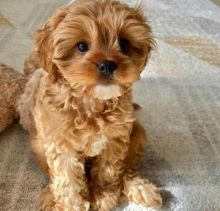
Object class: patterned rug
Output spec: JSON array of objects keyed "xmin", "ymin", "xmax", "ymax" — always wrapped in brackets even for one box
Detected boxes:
[{"xmin": 0, "ymin": 0, "xmax": 220, "ymax": 210}]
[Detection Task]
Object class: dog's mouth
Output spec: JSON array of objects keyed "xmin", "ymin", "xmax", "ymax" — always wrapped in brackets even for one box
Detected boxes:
[
  {"xmin": 99, "ymin": 74, "xmax": 114, "ymax": 84},
  {"xmin": 92, "ymin": 84, "xmax": 123, "ymax": 100}
]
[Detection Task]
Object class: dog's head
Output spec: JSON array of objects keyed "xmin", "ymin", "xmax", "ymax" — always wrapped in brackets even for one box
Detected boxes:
[{"xmin": 36, "ymin": 0, "xmax": 154, "ymax": 100}]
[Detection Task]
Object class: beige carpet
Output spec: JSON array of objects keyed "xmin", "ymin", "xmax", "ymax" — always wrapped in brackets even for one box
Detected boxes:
[{"xmin": 0, "ymin": 0, "xmax": 220, "ymax": 210}]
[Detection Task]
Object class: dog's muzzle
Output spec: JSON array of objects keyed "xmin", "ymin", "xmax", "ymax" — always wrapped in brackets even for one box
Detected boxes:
[{"xmin": 97, "ymin": 60, "xmax": 117, "ymax": 77}]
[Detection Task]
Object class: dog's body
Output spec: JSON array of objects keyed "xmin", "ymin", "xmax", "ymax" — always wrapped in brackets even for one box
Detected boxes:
[{"xmin": 18, "ymin": 0, "xmax": 162, "ymax": 210}]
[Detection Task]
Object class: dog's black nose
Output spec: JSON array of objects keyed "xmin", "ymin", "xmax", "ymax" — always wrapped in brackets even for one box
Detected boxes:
[{"xmin": 98, "ymin": 60, "xmax": 117, "ymax": 75}]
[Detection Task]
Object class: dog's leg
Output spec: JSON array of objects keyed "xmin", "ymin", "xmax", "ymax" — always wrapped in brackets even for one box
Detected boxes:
[
  {"xmin": 41, "ymin": 144, "xmax": 90, "ymax": 211},
  {"xmin": 122, "ymin": 121, "xmax": 162, "ymax": 208},
  {"xmin": 38, "ymin": 185, "xmax": 55, "ymax": 211},
  {"xmin": 89, "ymin": 140, "xmax": 129, "ymax": 211},
  {"xmin": 30, "ymin": 135, "xmax": 48, "ymax": 173}
]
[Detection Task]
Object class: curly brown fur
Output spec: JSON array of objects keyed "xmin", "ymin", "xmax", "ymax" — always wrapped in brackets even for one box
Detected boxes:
[
  {"xmin": 24, "ymin": 50, "xmax": 41, "ymax": 77},
  {"xmin": 18, "ymin": 0, "xmax": 162, "ymax": 210},
  {"xmin": 0, "ymin": 64, "xmax": 26, "ymax": 133}
]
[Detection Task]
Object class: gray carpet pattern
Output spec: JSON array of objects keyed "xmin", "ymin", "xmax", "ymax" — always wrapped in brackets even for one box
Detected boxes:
[{"xmin": 0, "ymin": 0, "xmax": 220, "ymax": 210}]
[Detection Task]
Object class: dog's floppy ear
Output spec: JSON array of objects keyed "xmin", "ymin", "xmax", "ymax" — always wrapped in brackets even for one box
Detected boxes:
[
  {"xmin": 134, "ymin": 4, "xmax": 155, "ymax": 69},
  {"xmin": 142, "ymin": 33, "xmax": 155, "ymax": 69},
  {"xmin": 35, "ymin": 7, "xmax": 68, "ymax": 81}
]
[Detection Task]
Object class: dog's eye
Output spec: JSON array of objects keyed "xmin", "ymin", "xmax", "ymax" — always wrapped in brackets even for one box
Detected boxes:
[
  {"xmin": 119, "ymin": 38, "xmax": 129, "ymax": 53},
  {"xmin": 77, "ymin": 41, "xmax": 89, "ymax": 53}
]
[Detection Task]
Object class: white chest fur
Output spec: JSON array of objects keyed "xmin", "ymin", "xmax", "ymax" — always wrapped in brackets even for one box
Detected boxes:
[{"xmin": 88, "ymin": 134, "xmax": 108, "ymax": 157}]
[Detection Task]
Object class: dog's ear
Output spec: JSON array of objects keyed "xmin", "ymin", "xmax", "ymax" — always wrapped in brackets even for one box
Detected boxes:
[
  {"xmin": 35, "ymin": 7, "xmax": 68, "ymax": 81},
  {"xmin": 134, "ymin": 5, "xmax": 156, "ymax": 69},
  {"xmin": 142, "ymin": 34, "xmax": 155, "ymax": 69}
]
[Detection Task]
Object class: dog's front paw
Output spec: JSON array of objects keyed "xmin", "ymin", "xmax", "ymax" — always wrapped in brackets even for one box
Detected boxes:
[
  {"xmin": 123, "ymin": 177, "xmax": 162, "ymax": 208},
  {"xmin": 54, "ymin": 201, "xmax": 90, "ymax": 211},
  {"xmin": 38, "ymin": 185, "xmax": 55, "ymax": 211},
  {"xmin": 75, "ymin": 201, "xmax": 90, "ymax": 211},
  {"xmin": 91, "ymin": 189, "xmax": 120, "ymax": 211}
]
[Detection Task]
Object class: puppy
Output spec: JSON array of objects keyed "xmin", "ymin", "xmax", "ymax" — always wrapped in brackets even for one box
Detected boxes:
[
  {"xmin": 0, "ymin": 64, "xmax": 26, "ymax": 133},
  {"xmin": 18, "ymin": 0, "xmax": 162, "ymax": 210}
]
